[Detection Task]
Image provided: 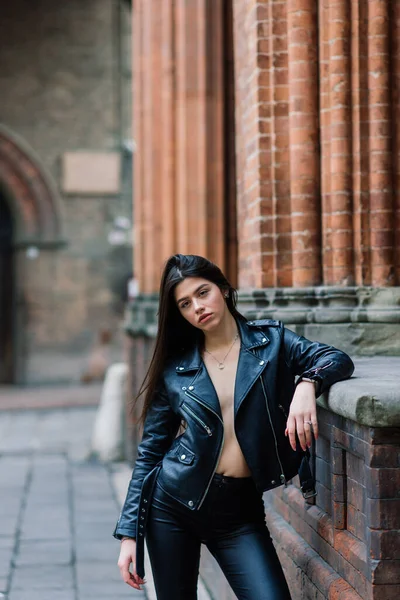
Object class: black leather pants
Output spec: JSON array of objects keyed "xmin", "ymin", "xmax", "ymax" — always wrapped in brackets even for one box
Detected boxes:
[{"xmin": 146, "ymin": 472, "xmax": 292, "ymax": 600}]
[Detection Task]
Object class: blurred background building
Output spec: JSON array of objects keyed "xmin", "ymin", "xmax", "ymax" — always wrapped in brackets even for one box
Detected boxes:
[{"xmin": 0, "ymin": 0, "xmax": 133, "ymax": 385}]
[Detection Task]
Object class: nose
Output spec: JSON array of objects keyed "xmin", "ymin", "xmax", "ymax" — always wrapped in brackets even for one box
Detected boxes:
[{"xmin": 193, "ymin": 298, "xmax": 203, "ymax": 313}]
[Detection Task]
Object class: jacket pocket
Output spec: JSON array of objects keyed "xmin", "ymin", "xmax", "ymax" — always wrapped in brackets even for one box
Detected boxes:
[
  {"xmin": 175, "ymin": 442, "xmax": 195, "ymax": 465},
  {"xmin": 181, "ymin": 402, "xmax": 212, "ymax": 436}
]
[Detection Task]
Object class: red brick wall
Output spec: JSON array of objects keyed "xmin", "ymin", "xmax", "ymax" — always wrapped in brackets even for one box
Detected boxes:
[
  {"xmin": 132, "ymin": 0, "xmax": 227, "ymax": 293},
  {"xmin": 265, "ymin": 408, "xmax": 400, "ymax": 600},
  {"xmin": 232, "ymin": 0, "xmax": 400, "ymax": 289}
]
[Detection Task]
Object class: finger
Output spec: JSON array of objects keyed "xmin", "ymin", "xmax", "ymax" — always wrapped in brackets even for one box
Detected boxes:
[
  {"xmin": 119, "ymin": 561, "xmax": 140, "ymax": 590},
  {"xmin": 287, "ymin": 415, "xmax": 297, "ymax": 451},
  {"xmin": 131, "ymin": 564, "xmax": 146, "ymax": 587},
  {"xmin": 121, "ymin": 570, "xmax": 140, "ymax": 590},
  {"xmin": 303, "ymin": 419, "xmax": 313, "ymax": 448},
  {"xmin": 311, "ymin": 413, "xmax": 319, "ymax": 440},
  {"xmin": 295, "ymin": 416, "xmax": 307, "ymax": 452}
]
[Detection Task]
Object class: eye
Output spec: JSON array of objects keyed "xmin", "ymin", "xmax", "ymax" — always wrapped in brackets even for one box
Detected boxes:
[
  {"xmin": 180, "ymin": 301, "xmax": 190, "ymax": 309},
  {"xmin": 199, "ymin": 289, "xmax": 208, "ymax": 296}
]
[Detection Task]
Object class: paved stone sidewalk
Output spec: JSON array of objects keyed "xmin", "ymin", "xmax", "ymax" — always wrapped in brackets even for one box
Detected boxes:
[{"xmin": 0, "ymin": 405, "xmax": 146, "ymax": 600}]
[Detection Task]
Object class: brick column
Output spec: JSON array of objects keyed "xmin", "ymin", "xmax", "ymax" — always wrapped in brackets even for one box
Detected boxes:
[
  {"xmin": 288, "ymin": 0, "xmax": 321, "ymax": 287},
  {"xmin": 368, "ymin": 0, "xmax": 394, "ymax": 286},
  {"xmin": 394, "ymin": 2, "xmax": 400, "ymax": 283},
  {"xmin": 132, "ymin": 0, "xmax": 226, "ymax": 292},
  {"xmin": 351, "ymin": 0, "xmax": 371, "ymax": 284},
  {"xmin": 326, "ymin": 0, "xmax": 354, "ymax": 285},
  {"xmin": 233, "ymin": 1, "xmax": 294, "ymax": 288},
  {"xmin": 268, "ymin": 1, "xmax": 292, "ymax": 287},
  {"xmin": 233, "ymin": 1, "xmax": 271, "ymax": 288},
  {"xmin": 159, "ymin": 0, "xmax": 176, "ymax": 264},
  {"xmin": 132, "ymin": 0, "xmax": 144, "ymax": 289}
]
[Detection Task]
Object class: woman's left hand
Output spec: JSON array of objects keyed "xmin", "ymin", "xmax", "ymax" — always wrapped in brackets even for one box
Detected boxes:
[{"xmin": 285, "ymin": 381, "xmax": 318, "ymax": 451}]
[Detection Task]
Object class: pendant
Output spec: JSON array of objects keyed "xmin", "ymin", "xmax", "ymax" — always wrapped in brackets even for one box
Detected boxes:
[{"xmin": 218, "ymin": 363, "xmax": 225, "ymax": 370}]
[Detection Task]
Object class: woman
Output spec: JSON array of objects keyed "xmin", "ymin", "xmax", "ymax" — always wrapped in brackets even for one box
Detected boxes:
[{"xmin": 114, "ymin": 254, "xmax": 354, "ymax": 599}]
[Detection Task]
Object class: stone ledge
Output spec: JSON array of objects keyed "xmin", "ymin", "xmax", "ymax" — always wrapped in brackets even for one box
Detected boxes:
[
  {"xmin": 238, "ymin": 287, "xmax": 400, "ymax": 324},
  {"xmin": 320, "ymin": 358, "xmax": 400, "ymax": 427}
]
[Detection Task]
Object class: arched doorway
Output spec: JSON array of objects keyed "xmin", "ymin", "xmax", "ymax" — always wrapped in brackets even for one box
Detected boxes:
[
  {"xmin": 0, "ymin": 125, "xmax": 65, "ymax": 384},
  {"xmin": 0, "ymin": 192, "xmax": 14, "ymax": 383}
]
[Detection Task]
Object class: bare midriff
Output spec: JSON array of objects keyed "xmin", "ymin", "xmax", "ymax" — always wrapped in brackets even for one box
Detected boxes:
[{"xmin": 202, "ymin": 342, "xmax": 252, "ymax": 478}]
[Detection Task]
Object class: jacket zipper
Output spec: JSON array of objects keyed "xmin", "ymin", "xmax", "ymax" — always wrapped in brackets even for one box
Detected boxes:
[
  {"xmin": 181, "ymin": 402, "xmax": 212, "ymax": 436},
  {"xmin": 308, "ymin": 361, "xmax": 333, "ymax": 376},
  {"xmin": 260, "ymin": 377, "xmax": 287, "ymax": 486},
  {"xmin": 184, "ymin": 390, "xmax": 224, "ymax": 509}
]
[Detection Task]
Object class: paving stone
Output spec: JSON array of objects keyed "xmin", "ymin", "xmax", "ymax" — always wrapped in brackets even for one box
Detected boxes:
[
  {"xmin": 19, "ymin": 527, "xmax": 71, "ymax": 541},
  {"xmin": 75, "ymin": 540, "xmax": 117, "ymax": 562},
  {"xmin": 9, "ymin": 591, "xmax": 75, "ymax": 600},
  {"xmin": 9, "ymin": 565, "xmax": 74, "ymax": 590},
  {"xmin": 74, "ymin": 521, "xmax": 115, "ymax": 540},
  {"xmin": 0, "ymin": 405, "xmax": 135, "ymax": 600},
  {"xmin": 0, "ymin": 521, "xmax": 17, "ymax": 537},
  {"xmin": 0, "ymin": 548, "xmax": 13, "ymax": 578},
  {"xmin": 76, "ymin": 560, "xmax": 122, "ymax": 583},
  {"xmin": 0, "ymin": 577, "xmax": 8, "ymax": 593},
  {"xmin": 15, "ymin": 540, "xmax": 72, "ymax": 567},
  {"xmin": 0, "ymin": 537, "xmax": 13, "ymax": 550},
  {"xmin": 77, "ymin": 583, "xmax": 144, "ymax": 598}
]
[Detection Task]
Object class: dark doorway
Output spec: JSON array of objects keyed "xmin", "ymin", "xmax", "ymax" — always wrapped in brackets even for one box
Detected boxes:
[{"xmin": 0, "ymin": 193, "xmax": 14, "ymax": 383}]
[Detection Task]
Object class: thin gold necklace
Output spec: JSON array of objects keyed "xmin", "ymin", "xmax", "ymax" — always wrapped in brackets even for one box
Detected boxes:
[{"xmin": 204, "ymin": 333, "xmax": 239, "ymax": 370}]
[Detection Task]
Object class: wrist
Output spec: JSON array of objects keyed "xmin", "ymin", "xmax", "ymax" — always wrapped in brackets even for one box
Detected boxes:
[
  {"xmin": 298, "ymin": 377, "xmax": 320, "ymax": 396},
  {"xmin": 121, "ymin": 536, "xmax": 135, "ymax": 543}
]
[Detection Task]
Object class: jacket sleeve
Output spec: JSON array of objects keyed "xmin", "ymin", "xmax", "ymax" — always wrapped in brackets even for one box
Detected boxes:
[
  {"xmin": 113, "ymin": 382, "xmax": 181, "ymax": 540},
  {"xmin": 282, "ymin": 327, "xmax": 355, "ymax": 397}
]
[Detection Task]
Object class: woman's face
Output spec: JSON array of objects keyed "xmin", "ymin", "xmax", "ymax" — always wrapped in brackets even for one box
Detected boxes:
[{"xmin": 174, "ymin": 277, "xmax": 227, "ymax": 331}]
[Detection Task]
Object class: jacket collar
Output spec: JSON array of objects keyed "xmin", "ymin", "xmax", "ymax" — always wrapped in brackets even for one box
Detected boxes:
[
  {"xmin": 175, "ymin": 317, "xmax": 271, "ymax": 417},
  {"xmin": 175, "ymin": 317, "xmax": 270, "ymax": 374}
]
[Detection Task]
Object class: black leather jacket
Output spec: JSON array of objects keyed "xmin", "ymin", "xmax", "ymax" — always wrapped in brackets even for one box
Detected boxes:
[{"xmin": 114, "ymin": 318, "xmax": 354, "ymax": 552}]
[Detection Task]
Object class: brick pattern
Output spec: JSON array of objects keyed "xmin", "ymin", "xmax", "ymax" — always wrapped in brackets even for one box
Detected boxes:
[
  {"xmin": 133, "ymin": 0, "xmax": 399, "ymax": 291},
  {"xmin": 394, "ymin": 3, "xmax": 400, "ymax": 284},
  {"xmin": 133, "ymin": 0, "xmax": 227, "ymax": 293},
  {"xmin": 231, "ymin": 0, "xmax": 399, "ymax": 288},
  {"xmin": 267, "ymin": 406, "xmax": 400, "ymax": 599},
  {"xmin": 288, "ymin": 0, "xmax": 321, "ymax": 287},
  {"xmin": 0, "ymin": 129, "xmax": 62, "ymax": 244}
]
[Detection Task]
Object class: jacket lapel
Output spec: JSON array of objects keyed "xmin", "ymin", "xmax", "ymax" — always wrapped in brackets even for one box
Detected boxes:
[
  {"xmin": 176, "ymin": 318, "xmax": 272, "ymax": 419},
  {"xmin": 233, "ymin": 318, "xmax": 270, "ymax": 415},
  {"xmin": 176, "ymin": 343, "xmax": 222, "ymax": 417}
]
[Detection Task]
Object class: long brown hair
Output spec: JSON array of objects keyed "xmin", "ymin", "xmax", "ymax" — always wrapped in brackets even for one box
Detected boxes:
[{"xmin": 134, "ymin": 254, "xmax": 242, "ymax": 424}]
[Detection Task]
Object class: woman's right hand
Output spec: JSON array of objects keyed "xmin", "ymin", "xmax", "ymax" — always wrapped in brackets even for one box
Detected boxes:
[{"xmin": 117, "ymin": 537, "xmax": 146, "ymax": 590}]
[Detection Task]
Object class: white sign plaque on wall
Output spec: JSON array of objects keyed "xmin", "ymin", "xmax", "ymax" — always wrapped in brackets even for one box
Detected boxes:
[{"xmin": 62, "ymin": 151, "xmax": 121, "ymax": 195}]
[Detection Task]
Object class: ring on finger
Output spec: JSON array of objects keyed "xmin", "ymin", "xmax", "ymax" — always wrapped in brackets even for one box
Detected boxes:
[{"xmin": 304, "ymin": 420, "xmax": 312, "ymax": 425}]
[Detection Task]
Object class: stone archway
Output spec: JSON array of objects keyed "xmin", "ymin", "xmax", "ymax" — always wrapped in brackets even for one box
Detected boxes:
[
  {"xmin": 0, "ymin": 125, "xmax": 65, "ymax": 383},
  {"xmin": 0, "ymin": 124, "xmax": 65, "ymax": 248}
]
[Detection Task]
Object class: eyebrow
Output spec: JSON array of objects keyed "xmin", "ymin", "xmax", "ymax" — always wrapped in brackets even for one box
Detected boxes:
[{"xmin": 176, "ymin": 283, "xmax": 209, "ymax": 305}]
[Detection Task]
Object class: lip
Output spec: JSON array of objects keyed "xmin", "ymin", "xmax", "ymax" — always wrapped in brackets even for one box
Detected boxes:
[{"xmin": 198, "ymin": 313, "xmax": 213, "ymax": 324}]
